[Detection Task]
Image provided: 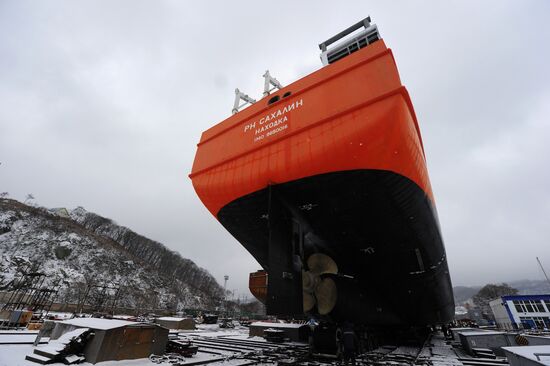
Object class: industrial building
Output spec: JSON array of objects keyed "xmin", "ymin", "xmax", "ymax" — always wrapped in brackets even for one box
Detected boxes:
[
  {"xmin": 28, "ymin": 318, "xmax": 168, "ymax": 364},
  {"xmin": 154, "ymin": 316, "xmax": 195, "ymax": 330},
  {"xmin": 490, "ymin": 295, "xmax": 550, "ymax": 330}
]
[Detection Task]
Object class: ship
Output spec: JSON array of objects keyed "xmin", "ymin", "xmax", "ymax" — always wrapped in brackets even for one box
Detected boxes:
[{"xmin": 190, "ymin": 17, "xmax": 454, "ymax": 327}]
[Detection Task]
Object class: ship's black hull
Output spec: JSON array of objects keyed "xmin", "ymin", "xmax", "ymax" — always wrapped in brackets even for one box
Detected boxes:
[{"xmin": 218, "ymin": 169, "xmax": 454, "ymax": 326}]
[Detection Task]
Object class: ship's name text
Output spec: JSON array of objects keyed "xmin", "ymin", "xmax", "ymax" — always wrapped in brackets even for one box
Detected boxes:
[{"xmin": 243, "ymin": 99, "xmax": 303, "ymax": 139}]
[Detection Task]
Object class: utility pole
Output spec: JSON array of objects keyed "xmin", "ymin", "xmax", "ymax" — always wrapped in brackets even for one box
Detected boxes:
[{"xmin": 536, "ymin": 257, "xmax": 550, "ymax": 289}]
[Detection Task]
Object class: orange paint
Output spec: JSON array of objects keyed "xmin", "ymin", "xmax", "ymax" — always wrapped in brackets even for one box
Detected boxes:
[
  {"xmin": 190, "ymin": 40, "xmax": 432, "ymax": 218},
  {"xmin": 248, "ymin": 270, "xmax": 267, "ymax": 303}
]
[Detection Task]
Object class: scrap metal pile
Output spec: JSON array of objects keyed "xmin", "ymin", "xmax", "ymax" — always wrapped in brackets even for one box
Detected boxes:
[{"xmin": 147, "ymin": 332, "xmax": 493, "ymax": 366}]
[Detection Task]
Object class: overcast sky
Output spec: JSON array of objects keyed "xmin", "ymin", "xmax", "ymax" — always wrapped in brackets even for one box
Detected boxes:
[{"xmin": 1, "ymin": 0, "xmax": 549, "ymax": 299}]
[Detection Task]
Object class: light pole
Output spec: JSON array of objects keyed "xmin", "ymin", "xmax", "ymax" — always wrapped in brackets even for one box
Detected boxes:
[{"xmin": 223, "ymin": 275, "xmax": 229, "ymax": 316}]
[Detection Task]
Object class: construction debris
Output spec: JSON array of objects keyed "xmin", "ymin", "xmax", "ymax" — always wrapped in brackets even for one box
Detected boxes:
[
  {"xmin": 249, "ymin": 321, "xmax": 309, "ymax": 342},
  {"xmin": 155, "ymin": 316, "xmax": 196, "ymax": 330},
  {"xmin": 201, "ymin": 314, "xmax": 219, "ymax": 324},
  {"xmin": 219, "ymin": 318, "xmax": 235, "ymax": 329},
  {"xmin": 166, "ymin": 339, "xmax": 199, "ymax": 357},
  {"xmin": 25, "ymin": 327, "xmax": 90, "ymax": 364},
  {"xmin": 27, "ymin": 318, "xmax": 169, "ymax": 364}
]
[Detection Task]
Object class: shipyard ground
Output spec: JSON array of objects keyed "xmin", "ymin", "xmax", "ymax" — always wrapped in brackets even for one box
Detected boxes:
[{"xmin": 0, "ymin": 323, "xmax": 511, "ymax": 366}]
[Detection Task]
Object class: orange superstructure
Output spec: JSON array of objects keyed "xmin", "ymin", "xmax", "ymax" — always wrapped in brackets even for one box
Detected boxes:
[
  {"xmin": 248, "ymin": 270, "xmax": 267, "ymax": 304},
  {"xmin": 190, "ymin": 41, "xmax": 431, "ymax": 217}
]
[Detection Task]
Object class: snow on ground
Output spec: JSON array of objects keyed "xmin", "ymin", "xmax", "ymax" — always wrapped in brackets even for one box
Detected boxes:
[
  {"xmin": 0, "ymin": 323, "xmax": 254, "ymax": 366},
  {"xmin": 187, "ymin": 323, "xmax": 247, "ymax": 338},
  {"xmin": 0, "ymin": 345, "xmax": 40, "ymax": 366},
  {"xmin": 0, "ymin": 344, "xmax": 172, "ymax": 366},
  {"xmin": 0, "ymin": 334, "xmax": 40, "ymax": 344},
  {"xmin": 251, "ymin": 321, "xmax": 304, "ymax": 328}
]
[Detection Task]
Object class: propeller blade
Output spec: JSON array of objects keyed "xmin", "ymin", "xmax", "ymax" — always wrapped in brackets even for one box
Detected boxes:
[
  {"xmin": 315, "ymin": 277, "xmax": 337, "ymax": 315},
  {"xmin": 303, "ymin": 291, "xmax": 315, "ymax": 312},
  {"xmin": 302, "ymin": 271, "xmax": 316, "ymax": 293},
  {"xmin": 307, "ymin": 253, "xmax": 338, "ymax": 275}
]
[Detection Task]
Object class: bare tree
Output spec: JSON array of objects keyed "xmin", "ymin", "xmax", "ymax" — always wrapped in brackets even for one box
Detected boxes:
[
  {"xmin": 473, "ymin": 283, "xmax": 518, "ymax": 321},
  {"xmin": 0, "ymin": 192, "xmax": 8, "ymax": 198},
  {"xmin": 24, "ymin": 193, "xmax": 35, "ymax": 203}
]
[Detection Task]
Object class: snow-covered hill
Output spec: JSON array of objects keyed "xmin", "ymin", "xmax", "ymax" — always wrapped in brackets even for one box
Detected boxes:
[{"xmin": 0, "ymin": 198, "xmax": 224, "ymax": 311}]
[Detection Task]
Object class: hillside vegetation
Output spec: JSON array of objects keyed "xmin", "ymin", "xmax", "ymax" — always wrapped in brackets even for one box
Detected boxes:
[{"xmin": 0, "ymin": 198, "xmax": 224, "ymax": 312}]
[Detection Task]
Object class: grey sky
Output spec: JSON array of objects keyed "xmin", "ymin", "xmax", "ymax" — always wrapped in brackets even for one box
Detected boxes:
[{"xmin": 1, "ymin": 0, "xmax": 549, "ymax": 298}]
